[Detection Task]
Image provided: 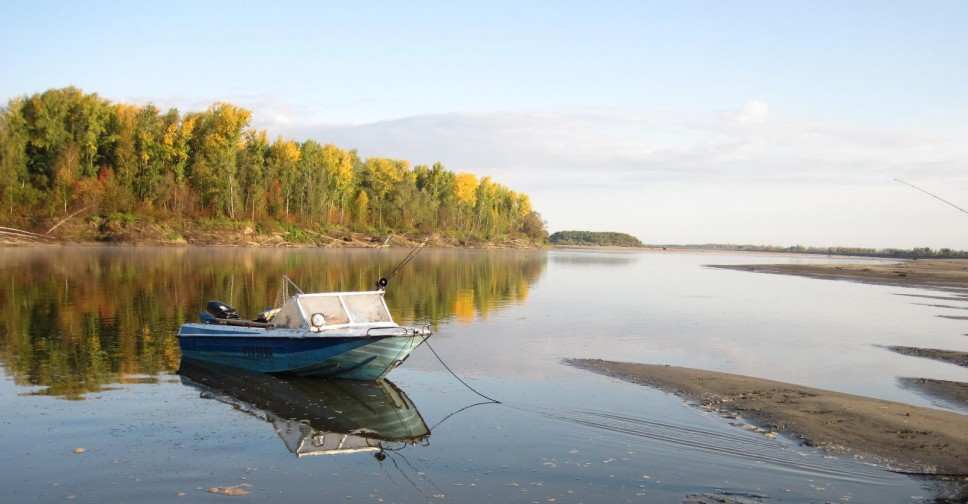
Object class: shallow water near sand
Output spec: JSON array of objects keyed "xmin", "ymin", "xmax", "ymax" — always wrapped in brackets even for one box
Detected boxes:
[{"xmin": 1, "ymin": 247, "xmax": 965, "ymax": 503}]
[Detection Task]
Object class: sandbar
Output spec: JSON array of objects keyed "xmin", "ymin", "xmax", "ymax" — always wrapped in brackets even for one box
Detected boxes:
[
  {"xmin": 709, "ymin": 258, "xmax": 968, "ymax": 289},
  {"xmin": 576, "ymin": 256, "xmax": 968, "ymax": 500},
  {"xmin": 568, "ymin": 359, "xmax": 968, "ymax": 477}
]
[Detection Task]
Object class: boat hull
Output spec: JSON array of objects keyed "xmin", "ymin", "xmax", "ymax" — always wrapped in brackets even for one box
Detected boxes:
[
  {"xmin": 178, "ymin": 324, "xmax": 429, "ymax": 380},
  {"xmin": 178, "ymin": 359, "xmax": 430, "ymax": 456}
]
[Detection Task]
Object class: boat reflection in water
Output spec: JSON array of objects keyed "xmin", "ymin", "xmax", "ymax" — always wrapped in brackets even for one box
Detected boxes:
[{"xmin": 178, "ymin": 358, "xmax": 430, "ymax": 457}]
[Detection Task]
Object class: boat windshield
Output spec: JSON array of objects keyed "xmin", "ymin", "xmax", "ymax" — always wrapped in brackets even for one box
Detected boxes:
[
  {"xmin": 298, "ymin": 295, "xmax": 350, "ymax": 325},
  {"xmin": 342, "ymin": 293, "xmax": 392, "ymax": 323},
  {"xmin": 293, "ymin": 292, "xmax": 393, "ymax": 327}
]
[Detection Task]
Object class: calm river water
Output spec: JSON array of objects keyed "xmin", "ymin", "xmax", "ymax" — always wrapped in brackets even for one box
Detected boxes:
[{"xmin": 1, "ymin": 247, "xmax": 966, "ymax": 503}]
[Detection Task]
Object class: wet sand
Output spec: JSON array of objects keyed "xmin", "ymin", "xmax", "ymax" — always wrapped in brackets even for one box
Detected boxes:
[
  {"xmin": 569, "ymin": 359, "xmax": 968, "ymax": 478},
  {"xmin": 889, "ymin": 346, "xmax": 968, "ymax": 368},
  {"xmin": 673, "ymin": 256, "xmax": 968, "ymax": 485},
  {"xmin": 710, "ymin": 257, "xmax": 968, "ymax": 418},
  {"xmin": 709, "ymin": 258, "xmax": 968, "ymax": 289},
  {"xmin": 899, "ymin": 377, "xmax": 968, "ymax": 412}
]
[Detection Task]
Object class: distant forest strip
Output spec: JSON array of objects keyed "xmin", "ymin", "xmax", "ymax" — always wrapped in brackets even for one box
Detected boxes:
[
  {"xmin": 549, "ymin": 230, "xmax": 644, "ymax": 247},
  {"xmin": 0, "ymin": 87, "xmax": 548, "ymax": 244},
  {"xmin": 658, "ymin": 243, "xmax": 968, "ymax": 259}
]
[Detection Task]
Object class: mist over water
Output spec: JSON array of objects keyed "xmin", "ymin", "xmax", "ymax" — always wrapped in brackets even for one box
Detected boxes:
[{"xmin": 0, "ymin": 247, "xmax": 963, "ymax": 502}]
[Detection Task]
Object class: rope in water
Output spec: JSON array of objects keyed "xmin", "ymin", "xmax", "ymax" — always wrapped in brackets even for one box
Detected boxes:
[{"xmin": 423, "ymin": 338, "xmax": 501, "ymax": 404}]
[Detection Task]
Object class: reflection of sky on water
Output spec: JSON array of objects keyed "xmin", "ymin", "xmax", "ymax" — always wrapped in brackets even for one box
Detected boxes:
[
  {"xmin": 1, "ymin": 365, "xmax": 931, "ymax": 503},
  {"xmin": 411, "ymin": 250, "xmax": 968, "ymax": 412},
  {"xmin": 0, "ymin": 249, "xmax": 963, "ymax": 502},
  {"xmin": 549, "ymin": 249, "xmax": 638, "ymax": 266}
]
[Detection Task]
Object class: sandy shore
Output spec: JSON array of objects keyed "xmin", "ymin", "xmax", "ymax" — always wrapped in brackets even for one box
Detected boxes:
[
  {"xmin": 569, "ymin": 359, "xmax": 968, "ymax": 478},
  {"xmin": 709, "ymin": 258, "xmax": 968, "ymax": 289},
  {"xmin": 642, "ymin": 256, "xmax": 968, "ymax": 500},
  {"xmin": 711, "ymin": 256, "xmax": 968, "ymax": 419},
  {"xmin": 888, "ymin": 346, "xmax": 968, "ymax": 368}
]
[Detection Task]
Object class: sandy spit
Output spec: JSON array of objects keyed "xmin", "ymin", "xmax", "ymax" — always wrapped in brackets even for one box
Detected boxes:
[
  {"xmin": 568, "ymin": 359, "xmax": 968, "ymax": 477},
  {"xmin": 709, "ymin": 258, "xmax": 968, "ymax": 289}
]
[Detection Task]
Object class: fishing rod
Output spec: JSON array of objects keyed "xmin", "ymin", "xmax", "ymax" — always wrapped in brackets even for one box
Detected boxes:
[
  {"xmin": 895, "ymin": 178, "xmax": 968, "ymax": 216},
  {"xmin": 375, "ymin": 235, "xmax": 432, "ymax": 289}
]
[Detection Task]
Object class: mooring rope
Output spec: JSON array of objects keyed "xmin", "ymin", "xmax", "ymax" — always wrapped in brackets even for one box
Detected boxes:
[{"xmin": 423, "ymin": 338, "xmax": 501, "ymax": 404}]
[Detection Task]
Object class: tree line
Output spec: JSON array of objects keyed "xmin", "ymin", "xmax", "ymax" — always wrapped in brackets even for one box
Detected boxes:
[
  {"xmin": 0, "ymin": 87, "xmax": 548, "ymax": 243},
  {"xmin": 549, "ymin": 230, "xmax": 644, "ymax": 247}
]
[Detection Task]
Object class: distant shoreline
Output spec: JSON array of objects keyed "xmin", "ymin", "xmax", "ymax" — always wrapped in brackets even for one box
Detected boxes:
[
  {"xmin": 4, "ymin": 229, "xmax": 962, "ymax": 265},
  {"xmin": 552, "ymin": 244, "xmax": 856, "ymax": 256}
]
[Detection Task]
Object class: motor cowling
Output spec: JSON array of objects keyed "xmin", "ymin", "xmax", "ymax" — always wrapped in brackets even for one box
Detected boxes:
[{"xmin": 205, "ymin": 301, "xmax": 240, "ymax": 320}]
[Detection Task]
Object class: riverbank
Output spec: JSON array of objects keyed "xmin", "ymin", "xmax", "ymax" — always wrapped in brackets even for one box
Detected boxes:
[
  {"xmin": 568, "ymin": 359, "xmax": 968, "ymax": 500},
  {"xmin": 710, "ymin": 258, "xmax": 968, "ymax": 289},
  {"xmin": 0, "ymin": 220, "xmax": 541, "ymax": 249}
]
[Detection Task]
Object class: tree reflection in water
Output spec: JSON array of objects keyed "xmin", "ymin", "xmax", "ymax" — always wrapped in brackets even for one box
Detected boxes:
[{"xmin": 0, "ymin": 247, "xmax": 546, "ymax": 398}]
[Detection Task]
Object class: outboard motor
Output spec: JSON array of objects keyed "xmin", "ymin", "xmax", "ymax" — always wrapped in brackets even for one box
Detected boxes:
[{"xmin": 205, "ymin": 301, "xmax": 240, "ymax": 320}]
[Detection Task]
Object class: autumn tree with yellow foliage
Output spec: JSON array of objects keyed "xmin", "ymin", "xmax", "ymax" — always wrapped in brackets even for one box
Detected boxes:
[{"xmin": 0, "ymin": 87, "xmax": 548, "ymax": 244}]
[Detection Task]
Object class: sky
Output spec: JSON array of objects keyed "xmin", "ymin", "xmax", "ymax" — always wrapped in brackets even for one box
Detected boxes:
[{"xmin": 2, "ymin": 0, "xmax": 967, "ymax": 249}]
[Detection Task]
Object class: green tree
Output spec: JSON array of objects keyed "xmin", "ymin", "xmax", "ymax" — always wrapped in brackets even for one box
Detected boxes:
[
  {"xmin": 51, "ymin": 141, "xmax": 80, "ymax": 213},
  {"xmin": 17, "ymin": 87, "xmax": 112, "ymax": 202},
  {"xmin": 474, "ymin": 176, "xmax": 499, "ymax": 239},
  {"xmin": 107, "ymin": 103, "xmax": 139, "ymax": 210},
  {"xmin": 522, "ymin": 210, "xmax": 548, "ymax": 241},
  {"xmin": 188, "ymin": 103, "xmax": 251, "ymax": 217},
  {"xmin": 69, "ymin": 90, "xmax": 112, "ymax": 177},
  {"xmin": 359, "ymin": 157, "xmax": 406, "ymax": 229},
  {"xmin": 238, "ymin": 129, "xmax": 270, "ymax": 222},
  {"xmin": 157, "ymin": 109, "xmax": 194, "ymax": 214},
  {"xmin": 394, "ymin": 170, "xmax": 420, "ymax": 230},
  {"xmin": 298, "ymin": 140, "xmax": 326, "ymax": 220},
  {"xmin": 0, "ymin": 97, "xmax": 32, "ymax": 213},
  {"xmin": 548, "ymin": 230, "xmax": 642, "ymax": 247},
  {"xmin": 22, "ymin": 88, "xmax": 73, "ymax": 192},
  {"xmin": 415, "ymin": 162, "xmax": 456, "ymax": 229},
  {"xmin": 266, "ymin": 135, "xmax": 301, "ymax": 218},
  {"xmin": 133, "ymin": 104, "xmax": 165, "ymax": 205}
]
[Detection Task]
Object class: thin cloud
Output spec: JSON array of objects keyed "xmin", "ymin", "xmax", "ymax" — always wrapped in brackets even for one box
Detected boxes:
[
  {"xmin": 724, "ymin": 100, "xmax": 770, "ymax": 124},
  {"xmin": 268, "ymin": 104, "xmax": 966, "ymax": 196},
  {"xmin": 106, "ymin": 95, "xmax": 964, "ymax": 196}
]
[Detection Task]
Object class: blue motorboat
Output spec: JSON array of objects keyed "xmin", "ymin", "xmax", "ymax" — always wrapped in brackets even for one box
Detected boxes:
[
  {"xmin": 177, "ymin": 277, "xmax": 432, "ymax": 380},
  {"xmin": 179, "ymin": 359, "xmax": 430, "ymax": 457}
]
